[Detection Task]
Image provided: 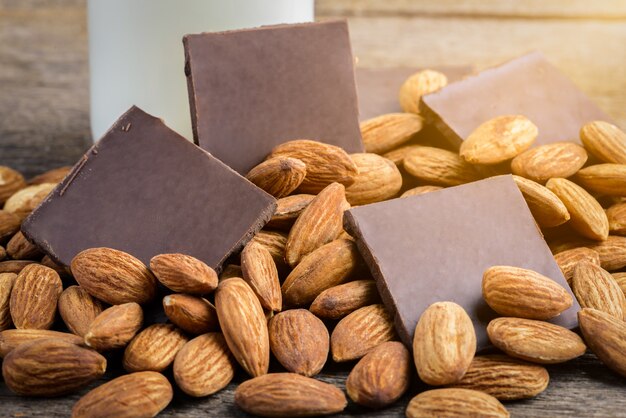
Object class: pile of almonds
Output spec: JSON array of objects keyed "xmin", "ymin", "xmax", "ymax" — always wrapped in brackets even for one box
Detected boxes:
[{"xmin": 0, "ymin": 69, "xmax": 625, "ymax": 417}]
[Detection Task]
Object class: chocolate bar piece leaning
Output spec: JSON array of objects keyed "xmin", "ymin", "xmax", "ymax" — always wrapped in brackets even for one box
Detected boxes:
[
  {"xmin": 420, "ymin": 51, "xmax": 611, "ymax": 149},
  {"xmin": 184, "ymin": 20, "xmax": 364, "ymax": 175},
  {"xmin": 22, "ymin": 106, "xmax": 276, "ymax": 271},
  {"xmin": 344, "ymin": 175, "xmax": 579, "ymax": 351}
]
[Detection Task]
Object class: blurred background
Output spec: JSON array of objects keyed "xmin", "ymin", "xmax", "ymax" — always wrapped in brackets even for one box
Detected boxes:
[{"xmin": 1, "ymin": 0, "xmax": 625, "ymax": 177}]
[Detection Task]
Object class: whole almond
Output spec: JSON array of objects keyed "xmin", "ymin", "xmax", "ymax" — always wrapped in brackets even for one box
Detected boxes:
[
  {"xmin": 588, "ymin": 235, "xmax": 626, "ymax": 271},
  {"xmin": 310, "ymin": 280, "xmax": 380, "ymax": 320},
  {"xmin": 219, "ymin": 263, "xmax": 243, "ymax": 281},
  {"xmin": 0, "ymin": 245, "xmax": 5, "ymax": 261},
  {"xmin": 215, "ymin": 278, "xmax": 269, "ymax": 377},
  {"xmin": 241, "ymin": 241, "xmax": 282, "ymax": 312},
  {"xmin": 269, "ymin": 309, "xmax": 329, "ymax": 377},
  {"xmin": 251, "ymin": 229, "xmax": 288, "ymax": 269},
  {"xmin": 123, "ymin": 323, "xmax": 188, "ymax": 372},
  {"xmin": 0, "ymin": 272, "xmax": 16, "ymax": 330},
  {"xmin": 285, "ymin": 182, "xmax": 349, "ymax": 266},
  {"xmin": 546, "ymin": 177, "xmax": 609, "ymax": 241},
  {"xmin": 269, "ymin": 139, "xmax": 358, "ymax": 193},
  {"xmin": 267, "ymin": 194, "xmax": 315, "ymax": 230},
  {"xmin": 3, "ymin": 338, "xmax": 106, "ymax": 396},
  {"xmin": 72, "ymin": 371, "xmax": 173, "ymax": 418},
  {"xmin": 449, "ymin": 354, "xmax": 549, "ymax": 400},
  {"xmin": 58, "ymin": 285, "xmax": 104, "ymax": 337},
  {"xmin": 149, "ymin": 253, "xmax": 217, "ymax": 294},
  {"xmin": 512, "ymin": 175, "xmax": 570, "ymax": 227},
  {"xmin": 235, "ymin": 373, "xmax": 347, "ymax": 417},
  {"xmin": 247, "ymin": 157, "xmax": 307, "ymax": 198},
  {"xmin": 360, "ymin": 113, "xmax": 423, "ymax": 154},
  {"xmin": 0, "ymin": 210, "xmax": 21, "ymax": 241},
  {"xmin": 572, "ymin": 261, "xmax": 625, "ymax": 319},
  {"xmin": 173, "ymin": 332, "xmax": 236, "ymax": 397},
  {"xmin": 0, "ymin": 166, "xmax": 26, "ymax": 204},
  {"xmin": 487, "ymin": 317, "xmax": 586, "ymax": 364},
  {"xmin": 84, "ymin": 302, "xmax": 143, "ymax": 351},
  {"xmin": 554, "ymin": 247, "xmax": 601, "ymax": 284},
  {"xmin": 331, "ymin": 304, "xmax": 396, "ymax": 362},
  {"xmin": 41, "ymin": 254, "xmax": 70, "ymax": 277},
  {"xmin": 29, "ymin": 166, "xmax": 71, "ymax": 185},
  {"xmin": 613, "ymin": 272, "xmax": 626, "ymax": 296},
  {"xmin": 282, "ymin": 239, "xmax": 360, "ymax": 307},
  {"xmin": 345, "ymin": 153, "xmax": 402, "ymax": 206},
  {"xmin": 71, "ymin": 247, "xmax": 157, "ymax": 305},
  {"xmin": 3, "ymin": 183, "xmax": 56, "ymax": 220},
  {"xmin": 413, "ymin": 301, "xmax": 476, "ymax": 385},
  {"xmin": 578, "ymin": 308, "xmax": 626, "ymax": 377},
  {"xmin": 6, "ymin": 231, "xmax": 42, "ymax": 260},
  {"xmin": 460, "ymin": 115, "xmax": 538, "ymax": 164},
  {"xmin": 399, "ymin": 69, "xmax": 448, "ymax": 114},
  {"xmin": 0, "ymin": 260, "xmax": 35, "ymax": 274},
  {"xmin": 382, "ymin": 144, "xmax": 422, "ymax": 166},
  {"xmin": 163, "ymin": 293, "xmax": 218, "ymax": 335},
  {"xmin": 404, "ymin": 147, "xmax": 480, "ymax": 186},
  {"xmin": 580, "ymin": 121, "xmax": 626, "ymax": 164},
  {"xmin": 0, "ymin": 329, "xmax": 84, "ymax": 357},
  {"xmin": 607, "ymin": 202, "xmax": 626, "ymax": 235},
  {"xmin": 400, "ymin": 185, "xmax": 443, "ymax": 198},
  {"xmin": 406, "ymin": 388, "xmax": 509, "ymax": 418},
  {"xmin": 346, "ymin": 341, "xmax": 411, "ymax": 408},
  {"xmin": 10, "ymin": 264, "xmax": 62, "ymax": 329},
  {"xmin": 511, "ymin": 142, "xmax": 587, "ymax": 183},
  {"xmin": 576, "ymin": 163, "xmax": 626, "ymax": 196},
  {"xmin": 482, "ymin": 266, "xmax": 572, "ymax": 320}
]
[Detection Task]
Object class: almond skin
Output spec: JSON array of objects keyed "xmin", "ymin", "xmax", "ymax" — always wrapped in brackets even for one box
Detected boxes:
[
  {"xmin": 413, "ymin": 301, "xmax": 476, "ymax": 385},
  {"xmin": 150, "ymin": 253, "xmax": 217, "ymax": 294},
  {"xmin": 6, "ymin": 231, "xmax": 42, "ymax": 260},
  {"xmin": 84, "ymin": 302, "xmax": 143, "ymax": 351},
  {"xmin": 235, "ymin": 373, "xmax": 347, "ymax": 417},
  {"xmin": 572, "ymin": 261, "xmax": 625, "ymax": 320},
  {"xmin": 267, "ymin": 194, "xmax": 315, "ymax": 230},
  {"xmin": 269, "ymin": 309, "xmax": 329, "ymax": 377},
  {"xmin": 173, "ymin": 332, "xmax": 236, "ymax": 397},
  {"xmin": 123, "ymin": 323, "xmax": 188, "ymax": 372},
  {"xmin": 72, "ymin": 371, "xmax": 173, "ymax": 418},
  {"xmin": 251, "ymin": 230, "xmax": 288, "ymax": 269},
  {"xmin": 0, "ymin": 166, "xmax": 26, "ymax": 204},
  {"xmin": 382, "ymin": 144, "xmax": 423, "ymax": 166},
  {"xmin": 28, "ymin": 166, "xmax": 71, "ymax": 185},
  {"xmin": 578, "ymin": 308, "xmax": 626, "ymax": 377},
  {"xmin": 607, "ymin": 202, "xmax": 626, "ymax": 235},
  {"xmin": 404, "ymin": 147, "xmax": 480, "ymax": 186},
  {"xmin": 163, "ymin": 293, "xmax": 218, "ymax": 335},
  {"xmin": 0, "ymin": 245, "xmax": 5, "ymax": 260},
  {"xmin": 613, "ymin": 272, "xmax": 626, "ymax": 296},
  {"xmin": 345, "ymin": 153, "xmax": 402, "ymax": 206},
  {"xmin": 482, "ymin": 266, "xmax": 572, "ymax": 320},
  {"xmin": 400, "ymin": 185, "xmax": 443, "ymax": 198},
  {"xmin": 310, "ymin": 280, "xmax": 380, "ymax": 320},
  {"xmin": 512, "ymin": 175, "xmax": 570, "ymax": 227},
  {"xmin": 241, "ymin": 241, "xmax": 282, "ymax": 312},
  {"xmin": 0, "ymin": 260, "xmax": 35, "ymax": 274},
  {"xmin": 487, "ymin": 317, "xmax": 586, "ymax": 364},
  {"xmin": 0, "ymin": 272, "xmax": 16, "ymax": 330},
  {"xmin": 246, "ymin": 156, "xmax": 307, "ymax": 198},
  {"xmin": 58, "ymin": 285, "xmax": 104, "ymax": 337},
  {"xmin": 576, "ymin": 163, "xmax": 626, "ymax": 196},
  {"xmin": 511, "ymin": 142, "xmax": 587, "ymax": 183},
  {"xmin": 71, "ymin": 247, "xmax": 157, "ymax": 305},
  {"xmin": 3, "ymin": 338, "xmax": 106, "ymax": 397},
  {"xmin": 554, "ymin": 247, "xmax": 601, "ymax": 284},
  {"xmin": 215, "ymin": 278, "xmax": 269, "ymax": 377},
  {"xmin": 0, "ymin": 210, "xmax": 21, "ymax": 241},
  {"xmin": 10, "ymin": 263, "xmax": 62, "ymax": 329},
  {"xmin": 331, "ymin": 304, "xmax": 396, "ymax": 362},
  {"xmin": 588, "ymin": 235, "xmax": 626, "ymax": 271},
  {"xmin": 406, "ymin": 388, "xmax": 509, "ymax": 418},
  {"xmin": 346, "ymin": 341, "xmax": 411, "ymax": 408},
  {"xmin": 580, "ymin": 120, "xmax": 626, "ymax": 164},
  {"xmin": 0, "ymin": 329, "xmax": 84, "ymax": 357},
  {"xmin": 360, "ymin": 113, "xmax": 423, "ymax": 154},
  {"xmin": 399, "ymin": 69, "xmax": 448, "ymax": 114},
  {"xmin": 4, "ymin": 183, "xmax": 56, "ymax": 220}
]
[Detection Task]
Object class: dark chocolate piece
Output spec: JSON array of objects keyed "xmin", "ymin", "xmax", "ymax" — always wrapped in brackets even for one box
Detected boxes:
[
  {"xmin": 22, "ymin": 106, "xmax": 276, "ymax": 271},
  {"xmin": 344, "ymin": 175, "xmax": 579, "ymax": 350},
  {"xmin": 184, "ymin": 20, "xmax": 363, "ymax": 175},
  {"xmin": 420, "ymin": 52, "xmax": 612, "ymax": 149}
]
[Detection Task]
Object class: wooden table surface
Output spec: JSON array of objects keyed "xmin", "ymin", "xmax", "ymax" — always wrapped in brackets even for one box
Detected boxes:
[{"xmin": 1, "ymin": 1, "xmax": 625, "ymax": 417}]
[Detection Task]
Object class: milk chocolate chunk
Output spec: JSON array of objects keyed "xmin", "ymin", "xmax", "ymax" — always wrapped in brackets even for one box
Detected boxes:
[
  {"xmin": 184, "ymin": 20, "xmax": 363, "ymax": 175},
  {"xmin": 22, "ymin": 106, "xmax": 276, "ymax": 271},
  {"xmin": 344, "ymin": 175, "xmax": 579, "ymax": 350},
  {"xmin": 420, "ymin": 52, "xmax": 611, "ymax": 149}
]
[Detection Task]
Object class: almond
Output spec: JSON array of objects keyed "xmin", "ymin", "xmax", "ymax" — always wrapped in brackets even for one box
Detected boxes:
[
  {"xmin": 41, "ymin": 254, "xmax": 70, "ymax": 277},
  {"xmin": 572, "ymin": 261, "xmax": 625, "ymax": 319},
  {"xmin": 235, "ymin": 373, "xmax": 347, "ymax": 417},
  {"xmin": 331, "ymin": 304, "xmax": 396, "ymax": 362},
  {"xmin": 482, "ymin": 266, "xmax": 572, "ymax": 320},
  {"xmin": 173, "ymin": 332, "xmax": 236, "ymax": 397},
  {"xmin": 215, "ymin": 277, "xmax": 269, "ymax": 377},
  {"xmin": 399, "ymin": 69, "xmax": 448, "ymax": 114},
  {"xmin": 0, "ymin": 166, "xmax": 26, "ymax": 204},
  {"xmin": 400, "ymin": 185, "xmax": 443, "ymax": 198},
  {"xmin": 578, "ymin": 308, "xmax": 626, "ymax": 378},
  {"xmin": 449, "ymin": 354, "xmax": 549, "ymax": 400},
  {"xmin": 241, "ymin": 241, "xmax": 282, "ymax": 312},
  {"xmin": 406, "ymin": 388, "xmax": 509, "ymax": 418},
  {"xmin": 163, "ymin": 293, "xmax": 218, "ymax": 335},
  {"xmin": 269, "ymin": 139, "xmax": 358, "ymax": 193},
  {"xmin": 0, "ymin": 272, "xmax": 16, "ymax": 330},
  {"xmin": 58, "ymin": 285, "xmax": 104, "ymax": 337},
  {"xmin": 487, "ymin": 317, "xmax": 586, "ymax": 364},
  {"xmin": 607, "ymin": 202, "xmax": 626, "ymax": 235},
  {"xmin": 71, "ymin": 247, "xmax": 157, "ymax": 305},
  {"xmin": 84, "ymin": 302, "xmax": 143, "ymax": 351},
  {"xmin": 613, "ymin": 272, "xmax": 626, "ymax": 296},
  {"xmin": 345, "ymin": 153, "xmax": 402, "ymax": 205},
  {"xmin": 346, "ymin": 341, "xmax": 411, "ymax": 408},
  {"xmin": 29, "ymin": 166, "xmax": 71, "ymax": 185},
  {"xmin": 3, "ymin": 182, "xmax": 56, "ymax": 220},
  {"xmin": 580, "ymin": 120, "xmax": 626, "ymax": 164},
  {"xmin": 246, "ymin": 156, "xmax": 307, "ymax": 198},
  {"xmin": 554, "ymin": 247, "xmax": 601, "ymax": 284},
  {"xmin": 382, "ymin": 144, "xmax": 422, "ymax": 166},
  {"xmin": 0, "ymin": 260, "xmax": 34, "ymax": 274},
  {"xmin": 310, "ymin": 279, "xmax": 380, "ymax": 320},
  {"xmin": 3, "ymin": 338, "xmax": 106, "ymax": 396},
  {"xmin": 282, "ymin": 239, "xmax": 360, "ymax": 307},
  {"xmin": 404, "ymin": 147, "xmax": 480, "ymax": 186},
  {"xmin": 0, "ymin": 245, "xmax": 5, "ymax": 260},
  {"xmin": 285, "ymin": 182, "xmax": 349, "ymax": 266},
  {"xmin": 123, "ymin": 323, "xmax": 188, "ymax": 372},
  {"xmin": 269, "ymin": 309, "xmax": 329, "ymax": 376},
  {"xmin": 10, "ymin": 263, "xmax": 62, "ymax": 329},
  {"xmin": 512, "ymin": 175, "xmax": 570, "ymax": 227},
  {"xmin": 588, "ymin": 235, "xmax": 626, "ymax": 271},
  {"xmin": 546, "ymin": 177, "xmax": 609, "ymax": 241},
  {"xmin": 72, "ymin": 371, "xmax": 173, "ymax": 418},
  {"xmin": 150, "ymin": 253, "xmax": 217, "ymax": 294},
  {"xmin": 219, "ymin": 263, "xmax": 243, "ymax": 281},
  {"xmin": 511, "ymin": 142, "xmax": 587, "ymax": 183},
  {"xmin": 6, "ymin": 231, "xmax": 42, "ymax": 260},
  {"xmin": 576, "ymin": 163, "xmax": 626, "ymax": 196},
  {"xmin": 0, "ymin": 210, "xmax": 21, "ymax": 241},
  {"xmin": 266, "ymin": 194, "xmax": 315, "ymax": 230},
  {"xmin": 460, "ymin": 115, "xmax": 537, "ymax": 164},
  {"xmin": 0, "ymin": 329, "xmax": 84, "ymax": 357},
  {"xmin": 360, "ymin": 113, "xmax": 423, "ymax": 154},
  {"xmin": 413, "ymin": 301, "xmax": 476, "ymax": 385}
]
